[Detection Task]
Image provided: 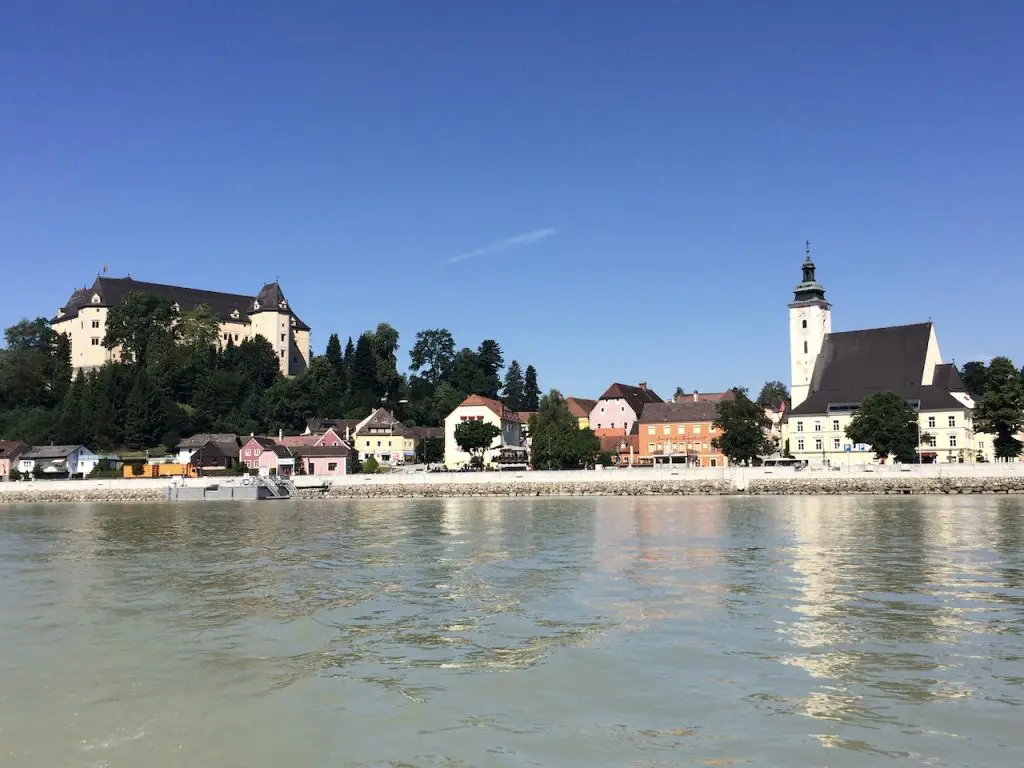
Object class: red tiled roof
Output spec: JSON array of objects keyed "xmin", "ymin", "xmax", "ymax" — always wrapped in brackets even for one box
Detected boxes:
[
  {"xmin": 456, "ymin": 394, "xmax": 518, "ymax": 420},
  {"xmin": 565, "ymin": 397, "xmax": 597, "ymax": 419}
]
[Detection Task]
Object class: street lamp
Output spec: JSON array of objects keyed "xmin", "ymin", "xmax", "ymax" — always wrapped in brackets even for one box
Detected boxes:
[{"xmin": 909, "ymin": 418, "xmax": 921, "ymax": 465}]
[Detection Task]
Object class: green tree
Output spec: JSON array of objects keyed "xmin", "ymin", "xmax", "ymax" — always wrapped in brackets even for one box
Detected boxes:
[
  {"xmin": 503, "ymin": 360, "xmax": 525, "ymax": 411},
  {"xmin": 673, "ymin": 386, "xmax": 686, "ymax": 401},
  {"xmin": 974, "ymin": 356, "xmax": 1024, "ymax": 460},
  {"xmin": 50, "ymin": 332, "xmax": 73, "ymax": 403},
  {"xmin": 448, "ymin": 347, "xmax": 487, "ymax": 395},
  {"xmin": 123, "ymin": 369, "xmax": 167, "ymax": 450},
  {"xmin": 522, "ymin": 365, "xmax": 540, "ymax": 411},
  {"xmin": 372, "ymin": 322, "xmax": 401, "ymax": 398},
  {"xmin": 454, "ymin": 419, "xmax": 501, "ymax": 469},
  {"xmin": 844, "ymin": 391, "xmax": 919, "ymax": 463},
  {"xmin": 960, "ymin": 361, "xmax": 988, "ymax": 400},
  {"xmin": 756, "ymin": 380, "xmax": 790, "ymax": 409},
  {"xmin": 235, "ymin": 335, "xmax": 280, "ymax": 392},
  {"xmin": 103, "ymin": 291, "xmax": 179, "ymax": 366},
  {"xmin": 529, "ymin": 390, "xmax": 599, "ymax": 469},
  {"xmin": 361, "ymin": 456, "xmax": 380, "ymax": 474},
  {"xmin": 409, "ymin": 328, "xmax": 455, "ymax": 385},
  {"xmin": 476, "ymin": 339, "xmax": 504, "ymax": 398},
  {"xmin": 325, "ymin": 333, "xmax": 345, "ymax": 384},
  {"xmin": 178, "ymin": 304, "xmax": 220, "ymax": 350},
  {"xmin": 416, "ymin": 436, "xmax": 444, "ymax": 464},
  {"xmin": 56, "ymin": 371, "xmax": 88, "ymax": 444},
  {"xmin": 348, "ymin": 332, "xmax": 379, "ymax": 413},
  {"xmin": 713, "ymin": 388, "xmax": 772, "ymax": 465}
]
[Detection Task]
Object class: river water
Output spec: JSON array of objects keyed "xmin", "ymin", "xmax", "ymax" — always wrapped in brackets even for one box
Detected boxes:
[{"xmin": 0, "ymin": 497, "xmax": 1022, "ymax": 767}]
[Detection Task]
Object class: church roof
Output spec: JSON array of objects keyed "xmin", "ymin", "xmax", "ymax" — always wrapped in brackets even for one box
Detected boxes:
[{"xmin": 789, "ymin": 322, "xmax": 964, "ymax": 415}]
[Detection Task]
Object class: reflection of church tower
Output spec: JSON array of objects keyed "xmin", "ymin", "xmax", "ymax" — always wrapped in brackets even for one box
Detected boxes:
[{"xmin": 788, "ymin": 242, "xmax": 832, "ymax": 409}]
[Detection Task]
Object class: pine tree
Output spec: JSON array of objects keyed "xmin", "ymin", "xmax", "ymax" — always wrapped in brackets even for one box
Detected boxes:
[
  {"xmin": 325, "ymin": 333, "xmax": 344, "ymax": 376},
  {"xmin": 123, "ymin": 369, "xmax": 166, "ymax": 450},
  {"xmin": 503, "ymin": 360, "xmax": 525, "ymax": 411},
  {"xmin": 348, "ymin": 333, "xmax": 379, "ymax": 412},
  {"xmin": 56, "ymin": 371, "xmax": 86, "ymax": 444},
  {"xmin": 975, "ymin": 357, "xmax": 1024, "ymax": 460},
  {"xmin": 523, "ymin": 365, "xmax": 540, "ymax": 411},
  {"xmin": 343, "ymin": 336, "xmax": 355, "ymax": 391},
  {"xmin": 477, "ymin": 339, "xmax": 504, "ymax": 397}
]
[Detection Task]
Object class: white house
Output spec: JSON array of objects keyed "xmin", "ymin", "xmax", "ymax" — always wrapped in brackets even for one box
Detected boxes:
[
  {"xmin": 783, "ymin": 245, "xmax": 976, "ymax": 465},
  {"xmin": 17, "ymin": 445, "xmax": 101, "ymax": 478},
  {"xmin": 444, "ymin": 394, "xmax": 527, "ymax": 469}
]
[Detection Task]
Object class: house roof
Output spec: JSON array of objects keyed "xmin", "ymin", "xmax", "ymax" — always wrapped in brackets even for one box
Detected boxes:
[
  {"xmin": 599, "ymin": 433, "xmax": 639, "ymax": 453},
  {"xmin": 789, "ymin": 322, "xmax": 964, "ymax": 415},
  {"xmin": 243, "ymin": 436, "xmax": 277, "ymax": 448},
  {"xmin": 565, "ymin": 397, "xmax": 597, "ymax": 419},
  {"xmin": 274, "ymin": 434, "xmax": 319, "ymax": 447},
  {"xmin": 515, "ymin": 411, "xmax": 537, "ymax": 425},
  {"xmin": 22, "ymin": 445, "xmax": 90, "ymax": 459},
  {"xmin": 597, "ymin": 383, "xmax": 664, "ymax": 416},
  {"xmin": 0, "ymin": 440, "xmax": 29, "ymax": 460},
  {"xmin": 355, "ymin": 408, "xmax": 405, "ymax": 435},
  {"xmin": 639, "ymin": 401, "xmax": 719, "ymax": 424},
  {"xmin": 455, "ymin": 394, "xmax": 519, "ymax": 421},
  {"xmin": 176, "ymin": 434, "xmax": 240, "ymax": 449},
  {"xmin": 404, "ymin": 426, "xmax": 443, "ymax": 440},
  {"xmin": 267, "ymin": 445, "xmax": 293, "ymax": 458},
  {"xmin": 305, "ymin": 417, "xmax": 361, "ymax": 436},
  {"xmin": 932, "ymin": 363, "xmax": 967, "ymax": 393},
  {"xmin": 292, "ymin": 444, "xmax": 352, "ymax": 458},
  {"xmin": 677, "ymin": 390, "xmax": 732, "ymax": 403},
  {"xmin": 55, "ymin": 277, "xmax": 310, "ymax": 331}
]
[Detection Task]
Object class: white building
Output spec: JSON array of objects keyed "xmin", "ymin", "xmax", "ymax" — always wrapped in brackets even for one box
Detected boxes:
[
  {"xmin": 52, "ymin": 276, "xmax": 311, "ymax": 376},
  {"xmin": 443, "ymin": 395, "xmax": 527, "ymax": 469},
  {"xmin": 783, "ymin": 245, "xmax": 975, "ymax": 465},
  {"xmin": 17, "ymin": 445, "xmax": 101, "ymax": 478}
]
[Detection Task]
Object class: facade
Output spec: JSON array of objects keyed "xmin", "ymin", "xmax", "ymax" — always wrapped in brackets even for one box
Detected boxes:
[
  {"xmin": 175, "ymin": 434, "xmax": 241, "ymax": 469},
  {"xmin": 303, "ymin": 417, "xmax": 361, "ymax": 439},
  {"xmin": 588, "ymin": 383, "xmax": 663, "ymax": 436},
  {"xmin": 0, "ymin": 440, "xmax": 29, "ymax": 481},
  {"xmin": 294, "ymin": 444, "xmax": 352, "ymax": 475},
  {"xmin": 349, "ymin": 409, "xmax": 443, "ymax": 466},
  {"xmin": 782, "ymin": 250, "xmax": 976, "ymax": 465},
  {"xmin": 240, "ymin": 436, "xmax": 276, "ymax": 470},
  {"xmin": 53, "ymin": 276, "xmax": 311, "ymax": 376},
  {"xmin": 443, "ymin": 394, "xmax": 526, "ymax": 469},
  {"xmin": 565, "ymin": 398, "xmax": 597, "ymax": 430},
  {"xmin": 638, "ymin": 401, "xmax": 730, "ymax": 467},
  {"xmin": 257, "ymin": 445, "xmax": 295, "ymax": 478},
  {"xmin": 17, "ymin": 445, "xmax": 101, "ymax": 478}
]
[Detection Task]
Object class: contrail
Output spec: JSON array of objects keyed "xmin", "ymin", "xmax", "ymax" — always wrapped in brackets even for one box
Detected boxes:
[{"xmin": 443, "ymin": 226, "xmax": 559, "ymax": 265}]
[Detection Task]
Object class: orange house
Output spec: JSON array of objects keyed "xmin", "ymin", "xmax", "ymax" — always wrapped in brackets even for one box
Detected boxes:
[{"xmin": 637, "ymin": 400, "xmax": 730, "ymax": 468}]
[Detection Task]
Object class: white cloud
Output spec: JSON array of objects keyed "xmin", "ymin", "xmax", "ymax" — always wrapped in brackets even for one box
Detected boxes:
[{"xmin": 443, "ymin": 226, "xmax": 559, "ymax": 265}]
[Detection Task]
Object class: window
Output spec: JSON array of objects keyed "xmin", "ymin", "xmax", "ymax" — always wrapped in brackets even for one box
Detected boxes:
[
  {"xmin": 948, "ymin": 415, "xmax": 956, "ymax": 427},
  {"xmin": 801, "ymin": 319, "xmax": 807, "ymax": 329},
  {"xmin": 663, "ymin": 425, "xmax": 670, "ymax": 435},
  {"xmin": 797, "ymin": 439, "xmax": 805, "ymax": 451},
  {"xmin": 814, "ymin": 422, "xmax": 821, "ymax": 432},
  {"xmin": 611, "ymin": 422, "xmax": 615, "ymax": 429},
  {"xmin": 803, "ymin": 341, "xmax": 808, "ymax": 354},
  {"xmin": 91, "ymin": 337, "xmax": 100, "ymax": 346},
  {"xmin": 927, "ymin": 416, "xmax": 936, "ymax": 428},
  {"xmin": 377, "ymin": 440, "xmax": 381, "ymax": 447},
  {"xmin": 832, "ymin": 419, "xmax": 840, "ymax": 431},
  {"xmin": 693, "ymin": 425, "xmax": 701, "ymax": 434},
  {"xmin": 813, "ymin": 438, "xmax": 822, "ymax": 451},
  {"xmin": 949, "ymin": 435, "xmax": 957, "ymax": 448},
  {"xmin": 281, "ymin": 334, "xmax": 285, "ymax": 342},
  {"xmin": 279, "ymin": 350, "xmax": 284, "ymax": 358},
  {"xmin": 328, "ymin": 462, "xmax": 337, "ymax": 471},
  {"xmin": 648, "ymin": 443, "xmax": 655, "ymax": 453},
  {"xmin": 91, "ymin": 320, "xmax": 100, "ymax": 328},
  {"xmin": 670, "ymin": 443, "xmax": 677, "ymax": 452},
  {"xmin": 657, "ymin": 444, "xmax": 663, "ymax": 453},
  {"xmin": 833, "ymin": 438, "xmax": 841, "ymax": 450},
  {"xmin": 620, "ymin": 405, "xmax": 625, "ymax": 412},
  {"xmin": 796, "ymin": 421, "xmax": 804, "ymax": 432},
  {"xmin": 709, "ymin": 425, "xmax": 716, "ymax": 433},
  {"xmin": 647, "ymin": 426, "xmax": 655, "ymax": 435},
  {"xmin": 710, "ymin": 458, "xmax": 717, "ymax": 467},
  {"xmin": 600, "ymin": 407, "xmax": 604, "ymax": 413}
]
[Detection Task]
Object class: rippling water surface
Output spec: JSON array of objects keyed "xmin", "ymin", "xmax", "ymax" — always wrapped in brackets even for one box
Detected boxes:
[{"xmin": 1, "ymin": 496, "xmax": 1022, "ymax": 767}]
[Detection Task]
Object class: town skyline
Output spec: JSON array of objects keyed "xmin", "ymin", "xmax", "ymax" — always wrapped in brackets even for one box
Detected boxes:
[{"xmin": 3, "ymin": 3, "xmax": 1022, "ymax": 396}]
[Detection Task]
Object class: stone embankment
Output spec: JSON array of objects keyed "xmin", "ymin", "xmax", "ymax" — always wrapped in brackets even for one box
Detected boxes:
[
  {"xmin": 0, "ymin": 487, "xmax": 165, "ymax": 504},
  {"xmin": 748, "ymin": 476, "xmax": 1024, "ymax": 495},
  {"xmin": 315, "ymin": 479, "xmax": 733, "ymax": 499}
]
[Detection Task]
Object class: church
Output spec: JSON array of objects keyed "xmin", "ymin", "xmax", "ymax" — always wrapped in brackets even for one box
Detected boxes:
[{"xmin": 783, "ymin": 246, "xmax": 976, "ymax": 464}]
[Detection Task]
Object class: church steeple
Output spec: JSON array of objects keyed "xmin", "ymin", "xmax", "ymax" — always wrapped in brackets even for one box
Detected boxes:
[{"xmin": 793, "ymin": 240, "xmax": 827, "ymax": 303}]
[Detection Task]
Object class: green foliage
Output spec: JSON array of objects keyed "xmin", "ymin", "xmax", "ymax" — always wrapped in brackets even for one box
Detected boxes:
[
  {"xmin": 103, "ymin": 291, "xmax": 179, "ymax": 366},
  {"xmin": 89, "ymin": 459, "xmax": 121, "ymax": 478},
  {"xmin": 522, "ymin": 365, "xmax": 540, "ymax": 411},
  {"xmin": 844, "ymin": 391, "xmax": 919, "ymax": 462},
  {"xmin": 597, "ymin": 451, "xmax": 614, "ymax": 467},
  {"xmin": 756, "ymin": 380, "xmax": 790, "ymax": 409},
  {"xmin": 9, "ymin": 467, "xmax": 22, "ymax": 481},
  {"xmin": 178, "ymin": 304, "xmax": 220, "ymax": 350},
  {"xmin": 409, "ymin": 329, "xmax": 455, "ymax": 385},
  {"xmin": 529, "ymin": 390, "xmax": 599, "ymax": 469},
  {"xmin": 503, "ymin": 360, "xmax": 525, "ymax": 411},
  {"xmin": 124, "ymin": 369, "xmax": 167, "ymax": 450},
  {"xmin": 960, "ymin": 361, "xmax": 988, "ymax": 400},
  {"xmin": 973, "ymin": 356, "xmax": 1024, "ymax": 460},
  {"xmin": 454, "ymin": 419, "xmax": 501, "ymax": 468},
  {"xmin": 416, "ymin": 436, "xmax": 444, "ymax": 464},
  {"xmin": 361, "ymin": 456, "xmax": 380, "ymax": 474},
  {"xmin": 713, "ymin": 388, "xmax": 772, "ymax": 465}
]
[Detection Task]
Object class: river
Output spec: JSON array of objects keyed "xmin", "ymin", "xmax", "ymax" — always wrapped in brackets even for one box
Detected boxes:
[{"xmin": 0, "ymin": 496, "xmax": 1022, "ymax": 767}]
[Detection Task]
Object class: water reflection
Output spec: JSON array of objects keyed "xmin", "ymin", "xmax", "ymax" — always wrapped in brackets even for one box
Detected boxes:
[{"xmin": 0, "ymin": 496, "xmax": 1022, "ymax": 767}]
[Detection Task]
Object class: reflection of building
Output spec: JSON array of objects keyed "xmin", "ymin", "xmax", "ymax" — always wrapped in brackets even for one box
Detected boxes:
[
  {"xmin": 53, "ymin": 276, "xmax": 310, "ymax": 376},
  {"xmin": 784, "ymin": 246, "xmax": 975, "ymax": 464}
]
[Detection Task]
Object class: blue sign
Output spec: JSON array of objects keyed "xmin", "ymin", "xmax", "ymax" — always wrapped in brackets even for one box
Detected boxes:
[{"xmin": 844, "ymin": 445, "xmax": 852, "ymax": 453}]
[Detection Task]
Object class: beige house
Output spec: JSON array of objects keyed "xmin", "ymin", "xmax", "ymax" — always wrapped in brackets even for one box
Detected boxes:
[
  {"xmin": 443, "ymin": 394, "xmax": 527, "ymax": 469},
  {"xmin": 351, "ymin": 408, "xmax": 443, "ymax": 465},
  {"xmin": 783, "ymin": 250, "xmax": 976, "ymax": 465},
  {"xmin": 52, "ymin": 276, "xmax": 310, "ymax": 376}
]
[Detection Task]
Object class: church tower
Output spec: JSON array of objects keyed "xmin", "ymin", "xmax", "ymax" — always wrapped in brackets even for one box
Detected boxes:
[{"xmin": 789, "ymin": 242, "xmax": 831, "ymax": 409}]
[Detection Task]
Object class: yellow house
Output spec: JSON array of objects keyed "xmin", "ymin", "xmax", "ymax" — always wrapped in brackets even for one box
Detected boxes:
[
  {"xmin": 565, "ymin": 397, "xmax": 597, "ymax": 430},
  {"xmin": 52, "ymin": 276, "xmax": 310, "ymax": 376}
]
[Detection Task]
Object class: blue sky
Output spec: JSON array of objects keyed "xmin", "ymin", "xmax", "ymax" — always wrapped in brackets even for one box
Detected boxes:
[{"xmin": 2, "ymin": 1, "xmax": 1022, "ymax": 399}]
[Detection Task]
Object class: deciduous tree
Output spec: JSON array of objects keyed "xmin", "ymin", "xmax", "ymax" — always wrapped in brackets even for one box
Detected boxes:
[
  {"xmin": 454, "ymin": 419, "xmax": 501, "ymax": 469},
  {"xmin": 974, "ymin": 356, "xmax": 1024, "ymax": 460},
  {"xmin": 844, "ymin": 391, "xmax": 919, "ymax": 463},
  {"xmin": 103, "ymin": 291, "xmax": 179, "ymax": 367},
  {"xmin": 529, "ymin": 390, "xmax": 599, "ymax": 469},
  {"xmin": 713, "ymin": 388, "xmax": 772, "ymax": 465},
  {"xmin": 409, "ymin": 329, "xmax": 455, "ymax": 385},
  {"xmin": 756, "ymin": 380, "xmax": 790, "ymax": 409}
]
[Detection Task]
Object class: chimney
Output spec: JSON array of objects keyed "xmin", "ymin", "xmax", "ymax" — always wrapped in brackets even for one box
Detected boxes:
[
  {"xmin": 693, "ymin": 391, "xmax": 699, "ymax": 402},
  {"xmin": 345, "ymin": 426, "xmax": 351, "ymax": 440},
  {"xmin": 278, "ymin": 428, "xmax": 283, "ymax": 440},
  {"xmin": 638, "ymin": 381, "xmax": 647, "ymax": 391}
]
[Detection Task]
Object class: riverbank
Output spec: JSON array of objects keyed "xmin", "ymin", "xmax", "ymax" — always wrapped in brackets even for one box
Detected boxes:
[{"xmin": 3, "ymin": 466, "xmax": 1024, "ymax": 503}]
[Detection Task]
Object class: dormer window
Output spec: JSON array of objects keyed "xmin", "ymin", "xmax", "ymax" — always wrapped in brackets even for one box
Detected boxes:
[
  {"xmin": 290, "ymin": 317, "xmax": 296, "ymax": 327},
  {"xmin": 91, "ymin": 294, "xmax": 101, "ymax": 303},
  {"xmin": 171, "ymin": 302, "xmax": 180, "ymax": 312},
  {"xmin": 57, "ymin": 309, "xmax": 64, "ymax": 317},
  {"xmin": 253, "ymin": 300, "xmax": 261, "ymax": 311},
  {"xmin": 279, "ymin": 300, "xmax": 288, "ymax": 309},
  {"xmin": 231, "ymin": 309, "xmax": 240, "ymax": 319}
]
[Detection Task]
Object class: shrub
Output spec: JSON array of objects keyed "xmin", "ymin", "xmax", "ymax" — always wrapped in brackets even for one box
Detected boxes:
[{"xmin": 361, "ymin": 456, "xmax": 379, "ymax": 474}]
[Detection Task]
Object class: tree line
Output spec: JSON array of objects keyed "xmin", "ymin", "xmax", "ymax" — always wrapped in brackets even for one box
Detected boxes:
[{"xmin": 0, "ymin": 292, "xmax": 542, "ymax": 451}]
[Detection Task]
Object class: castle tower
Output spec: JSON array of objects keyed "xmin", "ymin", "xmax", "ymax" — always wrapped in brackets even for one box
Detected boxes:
[{"xmin": 789, "ymin": 242, "xmax": 831, "ymax": 409}]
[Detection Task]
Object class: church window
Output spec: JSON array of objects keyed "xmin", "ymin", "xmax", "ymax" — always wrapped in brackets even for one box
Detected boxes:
[
  {"xmin": 801, "ymin": 320, "xmax": 807, "ymax": 329},
  {"xmin": 803, "ymin": 341, "xmax": 808, "ymax": 354}
]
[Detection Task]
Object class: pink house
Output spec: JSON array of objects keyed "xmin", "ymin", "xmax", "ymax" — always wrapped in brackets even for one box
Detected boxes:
[
  {"xmin": 240, "ymin": 436, "xmax": 276, "ymax": 470},
  {"xmin": 294, "ymin": 444, "xmax": 351, "ymax": 475},
  {"xmin": 257, "ymin": 445, "xmax": 295, "ymax": 477},
  {"xmin": 314, "ymin": 427, "xmax": 348, "ymax": 448}
]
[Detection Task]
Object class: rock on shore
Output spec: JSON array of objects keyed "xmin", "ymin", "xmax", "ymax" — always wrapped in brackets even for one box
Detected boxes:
[
  {"xmin": 0, "ymin": 488, "xmax": 165, "ymax": 504},
  {"xmin": 316, "ymin": 480, "xmax": 733, "ymax": 498},
  {"xmin": 747, "ymin": 476, "xmax": 1024, "ymax": 495}
]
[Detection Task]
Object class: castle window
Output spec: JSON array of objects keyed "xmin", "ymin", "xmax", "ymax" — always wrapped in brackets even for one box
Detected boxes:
[
  {"xmin": 801, "ymin": 320, "xmax": 807, "ymax": 329},
  {"xmin": 231, "ymin": 309, "xmax": 240, "ymax": 319},
  {"xmin": 92, "ymin": 294, "xmax": 101, "ymax": 303},
  {"xmin": 253, "ymin": 301, "xmax": 261, "ymax": 311},
  {"xmin": 803, "ymin": 341, "xmax": 808, "ymax": 354},
  {"xmin": 171, "ymin": 302, "xmax": 180, "ymax": 312}
]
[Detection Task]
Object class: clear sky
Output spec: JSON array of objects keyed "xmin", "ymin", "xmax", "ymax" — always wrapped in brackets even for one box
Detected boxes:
[{"xmin": 2, "ymin": 1, "xmax": 1022, "ymax": 399}]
